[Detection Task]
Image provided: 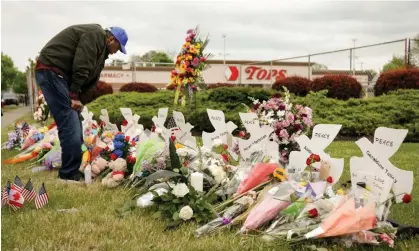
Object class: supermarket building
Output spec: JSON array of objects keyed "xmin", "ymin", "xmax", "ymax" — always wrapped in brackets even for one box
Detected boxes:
[{"xmin": 100, "ymin": 59, "xmax": 371, "ymax": 91}]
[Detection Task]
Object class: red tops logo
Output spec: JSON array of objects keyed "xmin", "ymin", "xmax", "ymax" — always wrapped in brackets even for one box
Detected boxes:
[{"xmin": 225, "ymin": 66, "xmax": 287, "ymax": 81}]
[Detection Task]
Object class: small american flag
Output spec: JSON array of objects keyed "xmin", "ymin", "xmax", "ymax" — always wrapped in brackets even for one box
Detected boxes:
[
  {"xmin": 1, "ymin": 181, "xmax": 10, "ymax": 207},
  {"xmin": 21, "ymin": 179, "xmax": 36, "ymax": 202},
  {"xmin": 35, "ymin": 183, "xmax": 49, "ymax": 209},
  {"xmin": 13, "ymin": 176, "xmax": 23, "ymax": 193}
]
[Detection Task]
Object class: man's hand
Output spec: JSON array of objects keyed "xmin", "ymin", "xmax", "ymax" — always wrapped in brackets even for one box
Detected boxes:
[{"xmin": 71, "ymin": 99, "xmax": 84, "ymax": 112}]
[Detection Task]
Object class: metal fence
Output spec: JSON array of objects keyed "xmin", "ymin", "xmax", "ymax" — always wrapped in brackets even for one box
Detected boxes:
[{"xmin": 237, "ymin": 38, "xmax": 411, "ymax": 97}]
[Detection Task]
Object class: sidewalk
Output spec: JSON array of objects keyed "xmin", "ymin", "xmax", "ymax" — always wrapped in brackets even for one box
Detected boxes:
[{"xmin": 1, "ymin": 106, "xmax": 31, "ymax": 128}]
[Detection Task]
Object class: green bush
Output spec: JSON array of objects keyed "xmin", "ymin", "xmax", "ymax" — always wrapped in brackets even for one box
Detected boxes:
[{"xmin": 87, "ymin": 89, "xmax": 419, "ymax": 142}]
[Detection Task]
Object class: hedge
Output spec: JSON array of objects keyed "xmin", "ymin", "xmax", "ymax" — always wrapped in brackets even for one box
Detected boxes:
[
  {"xmin": 87, "ymin": 88, "xmax": 419, "ymax": 142},
  {"xmin": 207, "ymin": 83, "xmax": 236, "ymax": 89},
  {"xmin": 120, "ymin": 82, "xmax": 158, "ymax": 93},
  {"xmin": 272, "ymin": 76, "xmax": 311, "ymax": 96},
  {"xmin": 374, "ymin": 68, "xmax": 419, "ymax": 96},
  {"xmin": 311, "ymin": 74, "xmax": 362, "ymax": 100},
  {"xmin": 79, "ymin": 81, "xmax": 113, "ymax": 105}
]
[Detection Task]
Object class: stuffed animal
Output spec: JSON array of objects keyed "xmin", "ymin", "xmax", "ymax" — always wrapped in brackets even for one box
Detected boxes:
[
  {"xmin": 91, "ymin": 157, "xmax": 109, "ymax": 177},
  {"xmin": 101, "ymin": 158, "xmax": 127, "ymax": 188}
]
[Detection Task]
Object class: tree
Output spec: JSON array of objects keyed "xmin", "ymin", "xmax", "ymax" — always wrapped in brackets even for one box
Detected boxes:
[
  {"xmin": 12, "ymin": 71, "xmax": 28, "ymax": 94},
  {"xmin": 409, "ymin": 34, "xmax": 419, "ymax": 67},
  {"xmin": 131, "ymin": 50, "xmax": 174, "ymax": 66},
  {"xmin": 111, "ymin": 59, "xmax": 125, "ymax": 66},
  {"xmin": 382, "ymin": 56, "xmax": 405, "ymax": 73},
  {"xmin": 311, "ymin": 63, "xmax": 328, "ymax": 71},
  {"xmin": 1, "ymin": 52, "xmax": 18, "ymax": 91}
]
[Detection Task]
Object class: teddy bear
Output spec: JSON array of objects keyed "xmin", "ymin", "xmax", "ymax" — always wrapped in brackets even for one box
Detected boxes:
[
  {"xmin": 101, "ymin": 158, "xmax": 127, "ymax": 188},
  {"xmin": 91, "ymin": 157, "xmax": 109, "ymax": 177}
]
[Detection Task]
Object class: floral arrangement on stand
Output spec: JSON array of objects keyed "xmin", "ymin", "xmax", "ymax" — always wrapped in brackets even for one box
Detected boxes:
[
  {"xmin": 248, "ymin": 88, "xmax": 313, "ymax": 163},
  {"xmin": 33, "ymin": 91, "xmax": 50, "ymax": 122},
  {"xmin": 168, "ymin": 27, "xmax": 212, "ymax": 107}
]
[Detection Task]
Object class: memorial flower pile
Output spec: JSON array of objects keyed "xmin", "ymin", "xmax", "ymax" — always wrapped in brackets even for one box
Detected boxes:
[{"xmin": 169, "ymin": 27, "xmax": 212, "ymax": 107}]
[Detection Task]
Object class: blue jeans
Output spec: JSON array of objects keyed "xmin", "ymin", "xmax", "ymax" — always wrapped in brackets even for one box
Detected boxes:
[{"xmin": 35, "ymin": 70, "xmax": 82, "ymax": 179}]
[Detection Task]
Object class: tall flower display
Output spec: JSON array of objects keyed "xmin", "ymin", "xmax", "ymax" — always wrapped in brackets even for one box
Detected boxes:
[
  {"xmin": 169, "ymin": 27, "xmax": 211, "ymax": 107},
  {"xmin": 33, "ymin": 91, "xmax": 50, "ymax": 122}
]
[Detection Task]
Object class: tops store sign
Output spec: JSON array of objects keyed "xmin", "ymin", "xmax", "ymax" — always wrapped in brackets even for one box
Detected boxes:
[{"xmin": 224, "ymin": 66, "xmax": 287, "ymax": 82}]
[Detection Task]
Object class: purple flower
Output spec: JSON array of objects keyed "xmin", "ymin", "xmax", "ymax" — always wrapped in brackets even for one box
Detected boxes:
[
  {"xmin": 114, "ymin": 149, "xmax": 124, "ymax": 158},
  {"xmin": 222, "ymin": 217, "xmax": 231, "ymax": 225},
  {"xmin": 293, "ymin": 123, "xmax": 302, "ymax": 131}
]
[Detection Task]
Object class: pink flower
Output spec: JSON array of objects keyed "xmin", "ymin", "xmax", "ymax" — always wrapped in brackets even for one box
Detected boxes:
[
  {"xmin": 286, "ymin": 113, "xmax": 295, "ymax": 123},
  {"xmin": 186, "ymin": 29, "xmax": 194, "ymax": 34},
  {"xmin": 279, "ymin": 129, "xmax": 289, "ymax": 140},
  {"xmin": 380, "ymin": 233, "xmax": 394, "ymax": 248},
  {"xmin": 282, "ymin": 120, "xmax": 290, "ymax": 128},
  {"xmin": 192, "ymin": 57, "xmax": 200, "ymax": 67},
  {"xmin": 185, "ymin": 61, "xmax": 190, "ymax": 67},
  {"xmin": 295, "ymin": 104, "xmax": 302, "ymax": 110},
  {"xmin": 186, "ymin": 37, "xmax": 192, "ymax": 42},
  {"xmin": 302, "ymin": 116, "xmax": 312, "ymax": 126}
]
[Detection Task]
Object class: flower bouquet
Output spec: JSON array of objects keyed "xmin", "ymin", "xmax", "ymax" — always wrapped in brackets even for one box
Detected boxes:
[
  {"xmin": 249, "ymin": 88, "xmax": 313, "ymax": 163},
  {"xmin": 33, "ymin": 91, "xmax": 49, "ymax": 122},
  {"xmin": 169, "ymin": 27, "xmax": 212, "ymax": 107}
]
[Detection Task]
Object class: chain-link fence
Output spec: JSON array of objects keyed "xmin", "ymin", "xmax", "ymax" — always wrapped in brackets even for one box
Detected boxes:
[{"xmin": 233, "ymin": 38, "xmax": 413, "ymax": 97}]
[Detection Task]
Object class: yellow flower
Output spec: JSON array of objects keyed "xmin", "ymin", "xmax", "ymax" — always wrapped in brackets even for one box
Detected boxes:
[
  {"xmin": 186, "ymin": 54, "xmax": 193, "ymax": 60},
  {"xmin": 176, "ymin": 143, "xmax": 184, "ymax": 149},
  {"xmin": 195, "ymin": 43, "xmax": 201, "ymax": 49},
  {"xmin": 189, "ymin": 47, "xmax": 198, "ymax": 54},
  {"xmin": 299, "ymin": 181, "xmax": 307, "ymax": 187},
  {"xmin": 273, "ymin": 167, "xmax": 287, "ymax": 182},
  {"xmin": 336, "ymin": 189, "xmax": 345, "ymax": 195}
]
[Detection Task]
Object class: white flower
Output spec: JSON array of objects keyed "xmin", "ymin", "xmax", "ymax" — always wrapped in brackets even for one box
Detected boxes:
[
  {"xmin": 172, "ymin": 183, "xmax": 189, "ymax": 198},
  {"xmin": 155, "ymin": 127, "xmax": 163, "ymax": 134},
  {"xmin": 179, "ymin": 205, "xmax": 193, "ymax": 221},
  {"xmin": 176, "ymin": 148, "xmax": 189, "ymax": 157},
  {"xmin": 253, "ymin": 99, "xmax": 259, "ymax": 105},
  {"xmin": 212, "ymin": 138, "xmax": 223, "ymax": 147},
  {"xmin": 208, "ymin": 164, "xmax": 228, "ymax": 185}
]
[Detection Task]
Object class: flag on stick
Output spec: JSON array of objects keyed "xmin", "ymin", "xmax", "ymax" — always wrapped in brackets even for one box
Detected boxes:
[
  {"xmin": 13, "ymin": 176, "xmax": 23, "ymax": 193},
  {"xmin": 35, "ymin": 183, "xmax": 49, "ymax": 209},
  {"xmin": 8, "ymin": 184, "xmax": 24, "ymax": 211},
  {"xmin": 21, "ymin": 179, "xmax": 36, "ymax": 202},
  {"xmin": 1, "ymin": 181, "xmax": 11, "ymax": 207}
]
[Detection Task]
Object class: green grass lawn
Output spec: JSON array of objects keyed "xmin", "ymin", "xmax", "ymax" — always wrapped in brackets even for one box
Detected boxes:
[
  {"xmin": 2, "ymin": 104, "xmax": 21, "ymax": 112},
  {"xmin": 1, "ymin": 115, "xmax": 419, "ymax": 251}
]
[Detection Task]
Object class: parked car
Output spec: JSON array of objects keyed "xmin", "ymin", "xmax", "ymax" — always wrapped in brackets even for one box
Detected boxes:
[{"xmin": 2, "ymin": 93, "xmax": 19, "ymax": 105}]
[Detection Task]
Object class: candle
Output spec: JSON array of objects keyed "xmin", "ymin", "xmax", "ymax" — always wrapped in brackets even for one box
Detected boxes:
[{"xmin": 191, "ymin": 172, "xmax": 204, "ymax": 192}]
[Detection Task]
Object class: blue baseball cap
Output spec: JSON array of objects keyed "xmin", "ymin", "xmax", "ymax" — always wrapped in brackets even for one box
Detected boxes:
[{"xmin": 109, "ymin": 27, "xmax": 128, "ymax": 54}]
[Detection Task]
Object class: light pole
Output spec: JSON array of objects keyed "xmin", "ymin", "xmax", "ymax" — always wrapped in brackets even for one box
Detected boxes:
[
  {"xmin": 222, "ymin": 34, "xmax": 226, "ymax": 64},
  {"xmin": 352, "ymin": 38, "xmax": 357, "ymax": 75}
]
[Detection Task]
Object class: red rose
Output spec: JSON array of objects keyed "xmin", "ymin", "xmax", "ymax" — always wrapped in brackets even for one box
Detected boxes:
[
  {"xmin": 239, "ymin": 131, "xmax": 246, "ymax": 138},
  {"xmin": 99, "ymin": 121, "xmax": 105, "ymax": 127},
  {"xmin": 110, "ymin": 153, "xmax": 117, "ymax": 160},
  {"xmin": 186, "ymin": 37, "xmax": 191, "ymax": 42},
  {"xmin": 125, "ymin": 136, "xmax": 130, "ymax": 142},
  {"xmin": 151, "ymin": 125, "xmax": 156, "ymax": 132},
  {"xmin": 313, "ymin": 154, "xmax": 321, "ymax": 162},
  {"xmin": 201, "ymin": 57, "xmax": 206, "ymax": 62},
  {"xmin": 223, "ymin": 144, "xmax": 228, "ymax": 150},
  {"xmin": 327, "ymin": 176, "xmax": 333, "ymax": 184},
  {"xmin": 184, "ymin": 161, "xmax": 190, "ymax": 167},
  {"xmin": 171, "ymin": 135, "xmax": 176, "ymax": 141},
  {"xmin": 402, "ymin": 193, "xmax": 412, "ymax": 204},
  {"xmin": 130, "ymin": 157, "xmax": 136, "ymax": 164},
  {"xmin": 308, "ymin": 208, "xmax": 318, "ymax": 218},
  {"xmin": 306, "ymin": 157, "xmax": 312, "ymax": 166},
  {"xmin": 105, "ymin": 146, "xmax": 110, "ymax": 151},
  {"xmin": 171, "ymin": 70, "xmax": 177, "ymax": 75},
  {"xmin": 191, "ymin": 85, "xmax": 197, "ymax": 90},
  {"xmin": 122, "ymin": 120, "xmax": 128, "ymax": 126},
  {"xmin": 131, "ymin": 141, "xmax": 136, "ymax": 147},
  {"xmin": 221, "ymin": 153, "xmax": 229, "ymax": 162}
]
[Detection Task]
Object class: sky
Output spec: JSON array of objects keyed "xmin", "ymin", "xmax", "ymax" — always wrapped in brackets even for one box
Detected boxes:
[{"xmin": 1, "ymin": 0, "xmax": 418, "ymax": 72}]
